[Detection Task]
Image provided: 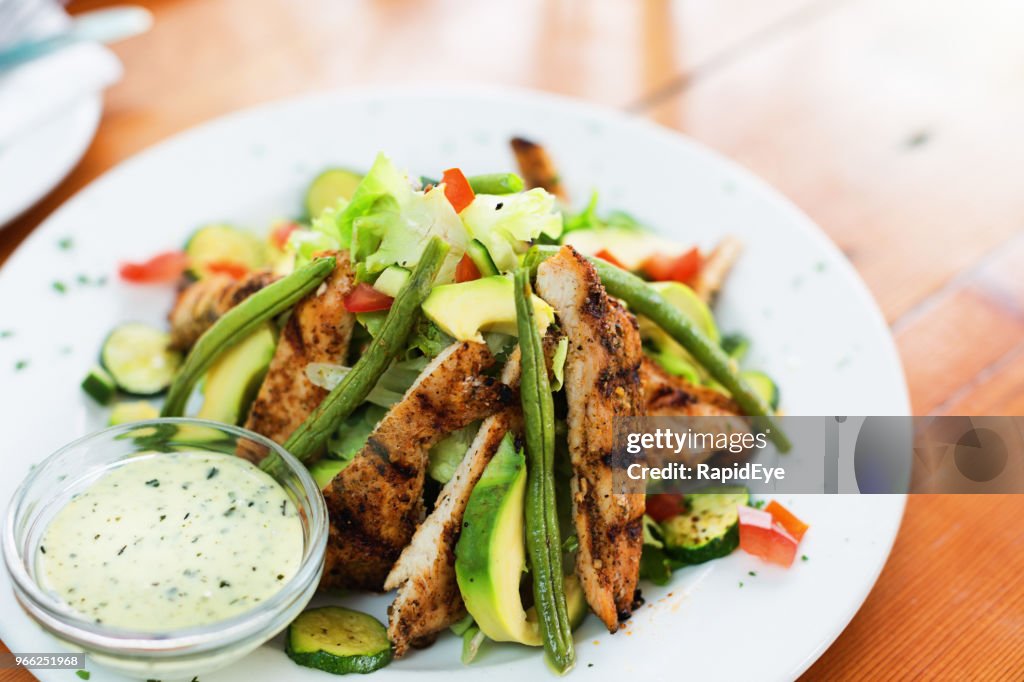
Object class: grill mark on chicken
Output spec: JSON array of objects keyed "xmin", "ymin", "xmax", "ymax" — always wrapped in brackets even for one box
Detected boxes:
[
  {"xmin": 383, "ymin": 351, "xmax": 525, "ymax": 657},
  {"xmin": 321, "ymin": 341, "xmax": 513, "ymax": 592},
  {"xmin": 242, "ymin": 252, "xmax": 355, "ymax": 448},
  {"xmin": 168, "ymin": 270, "xmax": 278, "ymax": 350},
  {"xmin": 535, "ymin": 246, "xmax": 646, "ymax": 632}
]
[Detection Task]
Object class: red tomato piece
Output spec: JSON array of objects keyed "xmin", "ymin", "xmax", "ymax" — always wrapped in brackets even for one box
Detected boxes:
[
  {"xmin": 270, "ymin": 221, "xmax": 300, "ymax": 250},
  {"xmin": 119, "ymin": 251, "xmax": 188, "ymax": 284},
  {"xmin": 646, "ymin": 493, "xmax": 686, "ymax": 523},
  {"xmin": 455, "ymin": 253, "xmax": 482, "ymax": 283},
  {"xmin": 343, "ymin": 282, "xmax": 394, "ymax": 313},
  {"xmin": 441, "ymin": 168, "xmax": 475, "ymax": 213},
  {"xmin": 765, "ymin": 500, "xmax": 809, "ymax": 541},
  {"xmin": 641, "ymin": 247, "xmax": 702, "ymax": 284},
  {"xmin": 738, "ymin": 505, "xmax": 799, "ymax": 567},
  {"xmin": 205, "ymin": 260, "xmax": 250, "ymax": 279},
  {"xmin": 594, "ymin": 249, "xmax": 628, "ymax": 270}
]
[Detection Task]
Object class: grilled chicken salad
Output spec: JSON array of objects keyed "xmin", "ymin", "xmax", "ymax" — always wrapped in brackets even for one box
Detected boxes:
[{"xmin": 81, "ymin": 139, "xmax": 810, "ymax": 674}]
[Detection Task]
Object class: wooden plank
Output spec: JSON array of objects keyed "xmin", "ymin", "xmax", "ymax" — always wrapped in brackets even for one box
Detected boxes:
[
  {"xmin": 646, "ymin": 0, "xmax": 1024, "ymax": 323},
  {"xmin": 895, "ymin": 234, "xmax": 1024, "ymax": 415}
]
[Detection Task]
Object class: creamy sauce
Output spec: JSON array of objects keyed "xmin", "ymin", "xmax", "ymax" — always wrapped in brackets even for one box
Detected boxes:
[{"xmin": 38, "ymin": 451, "xmax": 303, "ymax": 631}]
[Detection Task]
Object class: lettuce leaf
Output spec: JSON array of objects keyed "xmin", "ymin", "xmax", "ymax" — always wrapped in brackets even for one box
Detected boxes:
[{"xmin": 460, "ymin": 188, "xmax": 563, "ymax": 272}]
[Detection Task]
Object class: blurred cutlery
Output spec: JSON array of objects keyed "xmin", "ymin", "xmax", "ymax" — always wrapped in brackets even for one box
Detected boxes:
[{"xmin": 0, "ymin": 6, "xmax": 150, "ymax": 72}]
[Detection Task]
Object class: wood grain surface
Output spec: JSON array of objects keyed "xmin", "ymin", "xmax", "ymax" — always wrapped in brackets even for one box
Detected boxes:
[{"xmin": 2, "ymin": 0, "xmax": 1022, "ymax": 679}]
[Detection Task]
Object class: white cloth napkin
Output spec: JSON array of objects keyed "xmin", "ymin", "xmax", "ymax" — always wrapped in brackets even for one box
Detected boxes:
[{"xmin": 0, "ymin": 0, "xmax": 122, "ymax": 147}]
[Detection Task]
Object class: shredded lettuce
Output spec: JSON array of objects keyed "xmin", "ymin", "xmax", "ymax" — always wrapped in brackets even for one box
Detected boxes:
[
  {"xmin": 326, "ymin": 404, "xmax": 388, "ymax": 462},
  {"xmin": 460, "ymin": 189, "xmax": 563, "ymax": 272},
  {"xmin": 363, "ymin": 186, "xmax": 468, "ymax": 282},
  {"xmin": 313, "ymin": 153, "xmax": 468, "ymax": 282},
  {"xmin": 428, "ymin": 422, "xmax": 479, "ymax": 484}
]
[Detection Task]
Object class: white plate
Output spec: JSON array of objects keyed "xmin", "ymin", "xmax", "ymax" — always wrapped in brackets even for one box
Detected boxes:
[
  {"xmin": 0, "ymin": 95, "xmax": 102, "ymax": 228},
  {"xmin": 0, "ymin": 87, "xmax": 909, "ymax": 682}
]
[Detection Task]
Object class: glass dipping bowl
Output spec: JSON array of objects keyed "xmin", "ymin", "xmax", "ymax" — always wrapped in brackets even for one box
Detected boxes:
[{"xmin": 2, "ymin": 418, "xmax": 328, "ymax": 679}]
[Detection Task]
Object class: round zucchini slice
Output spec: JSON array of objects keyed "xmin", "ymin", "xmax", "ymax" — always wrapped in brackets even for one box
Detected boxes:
[
  {"xmin": 286, "ymin": 606, "xmax": 393, "ymax": 675},
  {"xmin": 661, "ymin": 487, "xmax": 749, "ymax": 565},
  {"xmin": 305, "ymin": 168, "xmax": 363, "ymax": 220},
  {"xmin": 740, "ymin": 370, "xmax": 780, "ymax": 411},
  {"xmin": 100, "ymin": 323, "xmax": 182, "ymax": 396},
  {"xmin": 185, "ymin": 224, "xmax": 266, "ymax": 280}
]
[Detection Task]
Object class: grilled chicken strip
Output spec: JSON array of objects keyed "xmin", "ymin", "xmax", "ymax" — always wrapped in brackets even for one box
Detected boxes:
[
  {"xmin": 242, "ymin": 253, "xmax": 356, "ymax": 447},
  {"xmin": 535, "ymin": 246, "xmax": 646, "ymax": 632},
  {"xmin": 384, "ymin": 352, "xmax": 524, "ymax": 656},
  {"xmin": 510, "ymin": 137, "xmax": 567, "ymax": 200},
  {"xmin": 640, "ymin": 357, "xmax": 743, "ymax": 418},
  {"xmin": 168, "ymin": 270, "xmax": 277, "ymax": 350},
  {"xmin": 321, "ymin": 341, "xmax": 513, "ymax": 592}
]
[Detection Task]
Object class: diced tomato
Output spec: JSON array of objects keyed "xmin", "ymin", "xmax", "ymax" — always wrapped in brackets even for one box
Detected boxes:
[
  {"xmin": 765, "ymin": 500, "xmax": 809, "ymax": 541},
  {"xmin": 270, "ymin": 221, "xmax": 300, "ymax": 251},
  {"xmin": 455, "ymin": 253, "xmax": 482, "ymax": 283},
  {"xmin": 119, "ymin": 251, "xmax": 188, "ymax": 284},
  {"xmin": 646, "ymin": 493, "xmax": 686, "ymax": 523},
  {"xmin": 641, "ymin": 247, "xmax": 702, "ymax": 284},
  {"xmin": 205, "ymin": 260, "xmax": 250, "ymax": 279},
  {"xmin": 594, "ymin": 249, "xmax": 627, "ymax": 270},
  {"xmin": 441, "ymin": 168, "xmax": 475, "ymax": 213},
  {"xmin": 738, "ymin": 505, "xmax": 799, "ymax": 567},
  {"xmin": 343, "ymin": 283, "xmax": 394, "ymax": 313}
]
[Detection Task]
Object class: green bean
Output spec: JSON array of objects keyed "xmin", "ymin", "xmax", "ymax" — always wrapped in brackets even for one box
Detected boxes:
[
  {"xmin": 161, "ymin": 257, "xmax": 336, "ymax": 418},
  {"xmin": 466, "ymin": 172, "xmax": 525, "ymax": 195},
  {"xmin": 283, "ymin": 237, "xmax": 449, "ymax": 462},
  {"xmin": 514, "ymin": 268, "xmax": 575, "ymax": 675},
  {"xmin": 524, "ymin": 245, "xmax": 791, "ymax": 451}
]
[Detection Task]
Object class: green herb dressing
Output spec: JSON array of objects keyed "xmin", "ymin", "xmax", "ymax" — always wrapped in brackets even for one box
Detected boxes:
[{"xmin": 38, "ymin": 451, "xmax": 303, "ymax": 631}]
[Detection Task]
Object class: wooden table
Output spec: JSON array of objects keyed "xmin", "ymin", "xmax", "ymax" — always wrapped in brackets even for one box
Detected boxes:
[{"xmin": 3, "ymin": 0, "xmax": 1023, "ymax": 679}]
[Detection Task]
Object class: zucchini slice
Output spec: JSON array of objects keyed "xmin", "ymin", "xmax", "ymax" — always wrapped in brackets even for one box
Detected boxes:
[
  {"xmin": 81, "ymin": 365, "xmax": 116, "ymax": 405},
  {"xmin": 100, "ymin": 323, "xmax": 182, "ymax": 396},
  {"xmin": 185, "ymin": 224, "xmax": 266, "ymax": 280},
  {"xmin": 661, "ymin": 487, "xmax": 749, "ymax": 565},
  {"xmin": 465, "ymin": 239, "xmax": 500, "ymax": 277},
  {"xmin": 740, "ymin": 370, "xmax": 780, "ymax": 411},
  {"xmin": 286, "ymin": 606, "xmax": 393, "ymax": 675},
  {"xmin": 305, "ymin": 168, "xmax": 363, "ymax": 220}
]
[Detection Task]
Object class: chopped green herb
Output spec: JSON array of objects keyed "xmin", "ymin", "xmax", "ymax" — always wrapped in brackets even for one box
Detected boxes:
[
  {"xmin": 58, "ymin": 237, "xmax": 74, "ymax": 251},
  {"xmin": 75, "ymin": 671, "xmax": 90, "ymax": 680},
  {"xmin": 739, "ymin": 581, "xmax": 744, "ymax": 588},
  {"xmin": 52, "ymin": 281, "xmax": 67, "ymax": 294},
  {"xmin": 14, "ymin": 359, "xmax": 28, "ymax": 371},
  {"xmin": 145, "ymin": 479, "xmax": 160, "ymax": 487},
  {"xmin": 748, "ymin": 571, "xmax": 757, "ymax": 577},
  {"xmin": 751, "ymin": 499, "xmax": 766, "ymax": 509},
  {"xmin": 0, "ymin": 330, "xmax": 12, "ymax": 339},
  {"xmin": 802, "ymin": 554, "xmax": 809, "ymax": 562},
  {"xmin": 206, "ymin": 467, "xmax": 219, "ymax": 479},
  {"xmin": 76, "ymin": 274, "xmax": 90, "ymax": 285}
]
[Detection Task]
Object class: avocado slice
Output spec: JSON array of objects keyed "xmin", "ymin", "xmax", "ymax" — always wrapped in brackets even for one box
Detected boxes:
[
  {"xmin": 422, "ymin": 275, "xmax": 554, "ymax": 343},
  {"xmin": 455, "ymin": 435, "xmax": 588, "ymax": 645},
  {"xmin": 456, "ymin": 434, "xmax": 541, "ymax": 645},
  {"xmin": 196, "ymin": 323, "xmax": 276, "ymax": 425}
]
